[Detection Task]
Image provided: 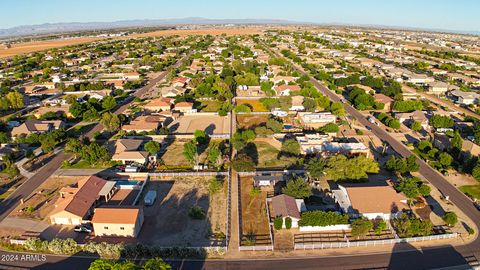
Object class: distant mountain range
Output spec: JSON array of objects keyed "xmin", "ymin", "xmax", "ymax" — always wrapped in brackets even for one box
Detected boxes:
[{"xmin": 0, "ymin": 17, "xmax": 478, "ymax": 39}]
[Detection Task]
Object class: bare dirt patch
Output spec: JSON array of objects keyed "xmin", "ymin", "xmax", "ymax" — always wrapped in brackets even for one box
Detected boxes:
[
  {"xmin": 0, "ymin": 37, "xmax": 102, "ymax": 58},
  {"xmin": 237, "ymin": 114, "xmax": 269, "ymax": 129},
  {"xmin": 240, "ymin": 176, "xmax": 272, "ymax": 246},
  {"xmin": 138, "ymin": 176, "xmax": 226, "ymax": 246}
]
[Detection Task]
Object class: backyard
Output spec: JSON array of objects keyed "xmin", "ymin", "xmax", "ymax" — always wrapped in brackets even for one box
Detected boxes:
[
  {"xmin": 236, "ymin": 114, "xmax": 269, "ymax": 129},
  {"xmin": 236, "ymin": 99, "xmax": 268, "ymax": 112},
  {"xmin": 254, "ymin": 141, "xmax": 298, "ymax": 169}
]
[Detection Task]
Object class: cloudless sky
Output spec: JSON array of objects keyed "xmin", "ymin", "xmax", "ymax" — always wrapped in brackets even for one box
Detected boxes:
[{"xmin": 1, "ymin": 0, "xmax": 479, "ymax": 31}]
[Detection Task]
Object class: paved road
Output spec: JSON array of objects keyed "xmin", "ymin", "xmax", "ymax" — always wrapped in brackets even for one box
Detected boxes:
[
  {"xmin": 0, "ymin": 54, "xmax": 187, "ymax": 223},
  {"xmin": 287, "ymin": 57, "xmax": 480, "ymax": 267}
]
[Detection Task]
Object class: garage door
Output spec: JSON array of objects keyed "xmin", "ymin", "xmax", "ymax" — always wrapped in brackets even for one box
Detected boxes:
[{"xmin": 54, "ymin": 217, "xmax": 70, "ymax": 225}]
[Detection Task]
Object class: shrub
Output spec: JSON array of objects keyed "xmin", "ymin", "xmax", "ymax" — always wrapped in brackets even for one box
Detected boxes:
[
  {"xmin": 351, "ymin": 219, "xmax": 373, "ymax": 238},
  {"xmin": 250, "ymin": 187, "xmax": 261, "ymax": 197},
  {"xmin": 442, "ymin": 212, "xmax": 458, "ymax": 226},
  {"xmin": 208, "ymin": 178, "xmax": 223, "ymax": 194},
  {"xmin": 188, "ymin": 206, "xmax": 206, "ymax": 220},
  {"xmin": 285, "ymin": 217, "xmax": 292, "ymax": 229},
  {"xmin": 274, "ymin": 217, "xmax": 283, "ymax": 230},
  {"xmin": 298, "ymin": 211, "xmax": 349, "ymax": 227},
  {"xmin": 375, "ymin": 220, "xmax": 387, "ymax": 235}
]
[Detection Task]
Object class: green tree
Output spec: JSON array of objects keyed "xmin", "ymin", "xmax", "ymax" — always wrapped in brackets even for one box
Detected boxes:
[
  {"xmin": 80, "ymin": 142, "xmax": 110, "ymax": 165},
  {"xmin": 438, "ymin": 152, "xmax": 453, "ymax": 168},
  {"xmin": 144, "ymin": 141, "xmax": 161, "ymax": 155},
  {"xmin": 302, "ymin": 98, "xmax": 317, "ymax": 112},
  {"xmin": 375, "ymin": 220, "xmax": 387, "ymax": 235},
  {"xmin": 442, "ymin": 212, "xmax": 458, "ymax": 226},
  {"xmin": 318, "ymin": 123, "xmax": 339, "ymax": 133},
  {"xmin": 101, "ymin": 96, "xmax": 117, "ymax": 111},
  {"xmin": 429, "ymin": 114, "xmax": 454, "ymax": 129},
  {"xmin": 231, "ymin": 153, "xmax": 255, "ymax": 172},
  {"xmin": 305, "ymin": 157, "xmax": 327, "ymax": 180},
  {"xmin": 410, "ymin": 121, "xmax": 422, "ymax": 131},
  {"xmin": 396, "ymin": 176, "xmax": 430, "ymax": 198},
  {"xmin": 266, "ymin": 118, "xmax": 283, "ymax": 133},
  {"xmin": 285, "ymin": 217, "xmax": 292, "ymax": 229},
  {"xmin": 100, "ymin": 112, "xmax": 121, "ymax": 132},
  {"xmin": 329, "ymin": 102, "xmax": 345, "ymax": 116},
  {"xmin": 351, "ymin": 219, "xmax": 373, "ymax": 238},
  {"xmin": 325, "ymin": 155, "xmax": 379, "ymax": 181},
  {"xmin": 274, "ymin": 217, "xmax": 283, "ymax": 230},
  {"xmin": 282, "ymin": 177, "xmax": 312, "ymax": 199},
  {"xmin": 6, "ymin": 91, "xmax": 24, "ymax": 109},
  {"xmin": 183, "ymin": 140, "xmax": 198, "ymax": 166},
  {"xmin": 207, "ymin": 146, "xmax": 222, "ymax": 168},
  {"xmin": 281, "ymin": 139, "xmax": 300, "ymax": 156}
]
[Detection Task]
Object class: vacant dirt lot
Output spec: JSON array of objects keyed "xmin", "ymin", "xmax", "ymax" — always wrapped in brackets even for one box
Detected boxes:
[
  {"xmin": 138, "ymin": 176, "xmax": 226, "ymax": 246},
  {"xmin": 0, "ymin": 37, "xmax": 101, "ymax": 58},
  {"xmin": 239, "ymin": 176, "xmax": 272, "ymax": 246},
  {"xmin": 236, "ymin": 114, "xmax": 269, "ymax": 129},
  {"xmin": 0, "ymin": 27, "xmax": 266, "ymax": 59},
  {"xmin": 168, "ymin": 114, "xmax": 230, "ymax": 135}
]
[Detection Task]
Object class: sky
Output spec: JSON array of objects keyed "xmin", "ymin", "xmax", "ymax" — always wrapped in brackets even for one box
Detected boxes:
[{"xmin": 1, "ymin": 0, "xmax": 479, "ymax": 32}]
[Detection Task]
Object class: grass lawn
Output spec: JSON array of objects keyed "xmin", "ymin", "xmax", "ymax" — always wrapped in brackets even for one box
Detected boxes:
[
  {"xmin": 236, "ymin": 99, "xmax": 268, "ymax": 112},
  {"xmin": 459, "ymin": 185, "xmax": 480, "ymax": 200},
  {"xmin": 254, "ymin": 141, "xmax": 298, "ymax": 168},
  {"xmin": 196, "ymin": 100, "xmax": 222, "ymax": 112}
]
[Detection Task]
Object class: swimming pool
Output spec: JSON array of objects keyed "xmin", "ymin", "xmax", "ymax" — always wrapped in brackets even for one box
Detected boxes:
[{"xmin": 115, "ymin": 180, "xmax": 141, "ymax": 189}]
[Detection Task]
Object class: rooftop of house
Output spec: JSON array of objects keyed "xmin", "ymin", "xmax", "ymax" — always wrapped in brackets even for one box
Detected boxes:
[
  {"xmin": 271, "ymin": 194, "xmax": 301, "ymax": 219},
  {"xmin": 91, "ymin": 207, "xmax": 142, "ymax": 224},
  {"xmin": 341, "ymin": 184, "xmax": 408, "ymax": 214},
  {"xmin": 50, "ymin": 176, "xmax": 111, "ymax": 218}
]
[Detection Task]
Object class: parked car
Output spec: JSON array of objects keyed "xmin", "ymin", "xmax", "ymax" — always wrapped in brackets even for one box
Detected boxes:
[
  {"xmin": 74, "ymin": 224, "xmax": 93, "ymax": 233},
  {"xmin": 144, "ymin": 190, "xmax": 157, "ymax": 206}
]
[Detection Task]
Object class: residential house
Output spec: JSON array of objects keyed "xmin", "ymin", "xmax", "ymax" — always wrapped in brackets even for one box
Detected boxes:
[
  {"xmin": 427, "ymin": 81, "xmax": 450, "ymax": 95},
  {"xmin": 11, "ymin": 120, "xmax": 65, "ymax": 137},
  {"xmin": 273, "ymin": 84, "xmax": 300, "ymax": 96},
  {"xmin": 333, "ymin": 183, "xmax": 408, "ymax": 220},
  {"xmin": 122, "ymin": 115, "xmax": 163, "ymax": 133},
  {"xmin": 270, "ymin": 194, "xmax": 306, "ymax": 229},
  {"xmin": 144, "ymin": 97, "xmax": 173, "ymax": 112},
  {"xmin": 49, "ymin": 176, "xmax": 116, "ymax": 225},
  {"xmin": 253, "ymin": 175, "xmax": 284, "ymax": 188},
  {"xmin": 395, "ymin": 111, "xmax": 429, "ymax": 129},
  {"xmin": 289, "ymin": 96, "xmax": 305, "ymax": 111},
  {"xmin": 448, "ymin": 90, "xmax": 479, "ymax": 105},
  {"xmin": 112, "ymin": 139, "xmax": 151, "ymax": 165},
  {"xmin": 91, "ymin": 207, "xmax": 144, "ymax": 237},
  {"xmin": 374, "ymin": 94, "xmax": 393, "ymax": 111},
  {"xmin": 174, "ymin": 102, "xmax": 196, "ymax": 113},
  {"xmin": 298, "ymin": 112, "xmax": 336, "ymax": 129}
]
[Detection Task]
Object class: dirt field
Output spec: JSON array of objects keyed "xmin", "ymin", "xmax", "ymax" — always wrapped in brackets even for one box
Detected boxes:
[
  {"xmin": 255, "ymin": 141, "xmax": 298, "ymax": 169},
  {"xmin": 240, "ymin": 176, "xmax": 272, "ymax": 246},
  {"xmin": 0, "ymin": 27, "xmax": 266, "ymax": 59},
  {"xmin": 168, "ymin": 114, "xmax": 230, "ymax": 135},
  {"xmin": 236, "ymin": 114, "xmax": 269, "ymax": 129},
  {"xmin": 158, "ymin": 139, "xmax": 225, "ymax": 170},
  {"xmin": 9, "ymin": 175, "xmax": 82, "ymax": 220},
  {"xmin": 131, "ymin": 27, "xmax": 264, "ymax": 38},
  {"xmin": 0, "ymin": 37, "xmax": 102, "ymax": 58},
  {"xmin": 138, "ymin": 176, "xmax": 227, "ymax": 246}
]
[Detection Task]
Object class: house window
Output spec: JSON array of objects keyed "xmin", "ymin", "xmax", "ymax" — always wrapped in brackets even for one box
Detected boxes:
[
  {"xmin": 120, "ymin": 227, "xmax": 125, "ymax": 230},
  {"xmin": 104, "ymin": 226, "xmax": 108, "ymax": 230}
]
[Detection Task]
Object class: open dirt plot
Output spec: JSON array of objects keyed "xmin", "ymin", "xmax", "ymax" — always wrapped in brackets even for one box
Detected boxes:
[
  {"xmin": 236, "ymin": 114, "xmax": 269, "ymax": 129},
  {"xmin": 168, "ymin": 114, "xmax": 230, "ymax": 135},
  {"xmin": 239, "ymin": 176, "xmax": 272, "ymax": 246},
  {"xmin": 0, "ymin": 37, "xmax": 102, "ymax": 58},
  {"xmin": 138, "ymin": 176, "xmax": 227, "ymax": 246},
  {"xmin": 157, "ymin": 139, "xmax": 226, "ymax": 170}
]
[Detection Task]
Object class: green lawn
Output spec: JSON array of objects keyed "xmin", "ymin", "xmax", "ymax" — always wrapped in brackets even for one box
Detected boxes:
[
  {"xmin": 459, "ymin": 185, "xmax": 480, "ymax": 200},
  {"xmin": 197, "ymin": 100, "xmax": 223, "ymax": 112}
]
